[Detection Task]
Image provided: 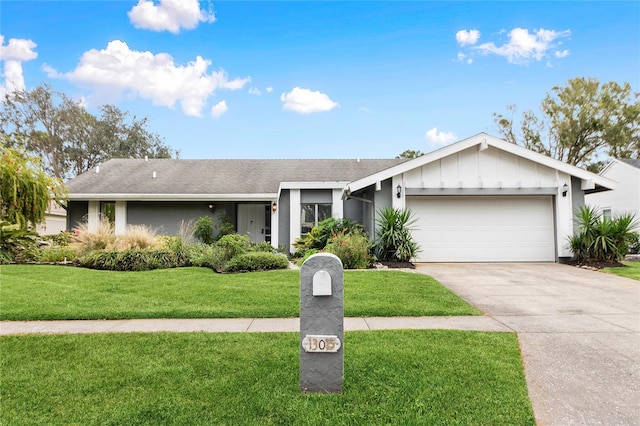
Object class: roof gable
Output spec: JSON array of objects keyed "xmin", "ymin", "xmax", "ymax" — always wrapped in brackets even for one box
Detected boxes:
[{"xmin": 347, "ymin": 133, "xmax": 615, "ymax": 193}]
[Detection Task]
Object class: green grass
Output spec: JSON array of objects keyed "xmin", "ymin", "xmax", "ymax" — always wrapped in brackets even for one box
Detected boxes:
[
  {"xmin": 602, "ymin": 261, "xmax": 640, "ymax": 280},
  {"xmin": 0, "ymin": 265, "xmax": 480, "ymax": 320},
  {"xmin": 0, "ymin": 330, "xmax": 534, "ymax": 425}
]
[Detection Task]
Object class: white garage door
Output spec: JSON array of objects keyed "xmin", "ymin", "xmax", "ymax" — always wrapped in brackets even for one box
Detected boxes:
[{"xmin": 407, "ymin": 196, "xmax": 555, "ymax": 262}]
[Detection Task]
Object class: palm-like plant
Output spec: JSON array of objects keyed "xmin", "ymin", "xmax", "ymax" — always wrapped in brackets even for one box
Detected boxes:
[
  {"xmin": 570, "ymin": 206, "xmax": 639, "ymax": 262},
  {"xmin": 374, "ymin": 207, "xmax": 420, "ymax": 262}
]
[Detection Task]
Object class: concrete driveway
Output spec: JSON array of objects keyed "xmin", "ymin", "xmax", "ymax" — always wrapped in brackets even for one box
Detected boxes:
[{"xmin": 415, "ymin": 263, "xmax": 640, "ymax": 426}]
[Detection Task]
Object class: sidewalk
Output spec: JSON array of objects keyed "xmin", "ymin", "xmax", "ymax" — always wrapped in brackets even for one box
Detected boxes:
[{"xmin": 0, "ymin": 315, "xmax": 511, "ymax": 335}]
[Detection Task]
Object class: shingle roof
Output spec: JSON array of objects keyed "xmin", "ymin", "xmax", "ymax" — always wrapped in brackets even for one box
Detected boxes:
[
  {"xmin": 66, "ymin": 158, "xmax": 407, "ymax": 195},
  {"xmin": 620, "ymin": 158, "xmax": 640, "ymax": 169}
]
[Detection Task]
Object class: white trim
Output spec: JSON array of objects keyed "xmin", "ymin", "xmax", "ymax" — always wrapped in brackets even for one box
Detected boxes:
[
  {"xmin": 271, "ymin": 200, "xmax": 279, "ymax": 249},
  {"xmin": 332, "ymin": 188, "xmax": 344, "ymax": 219},
  {"xmin": 115, "ymin": 201, "xmax": 127, "ymax": 235},
  {"xmin": 279, "ymin": 181, "xmax": 350, "ymax": 190},
  {"xmin": 88, "ymin": 201, "xmax": 99, "ymax": 232},
  {"xmin": 289, "ymin": 189, "xmax": 301, "ymax": 253}
]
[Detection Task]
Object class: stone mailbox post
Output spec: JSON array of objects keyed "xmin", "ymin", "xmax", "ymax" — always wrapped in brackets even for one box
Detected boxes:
[{"xmin": 299, "ymin": 253, "xmax": 344, "ymax": 393}]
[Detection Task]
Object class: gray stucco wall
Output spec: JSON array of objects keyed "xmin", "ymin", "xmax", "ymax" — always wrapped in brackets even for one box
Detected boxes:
[
  {"xmin": 278, "ymin": 190, "xmax": 291, "ymax": 252},
  {"xmin": 67, "ymin": 201, "xmax": 88, "ymax": 230},
  {"xmin": 300, "ymin": 189, "xmax": 332, "ymax": 203},
  {"xmin": 127, "ymin": 201, "xmax": 236, "ymax": 236}
]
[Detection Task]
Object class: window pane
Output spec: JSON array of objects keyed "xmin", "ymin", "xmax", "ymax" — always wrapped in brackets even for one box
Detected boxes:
[
  {"xmin": 318, "ymin": 204, "xmax": 332, "ymax": 222},
  {"xmin": 101, "ymin": 202, "xmax": 115, "ymax": 224},
  {"xmin": 301, "ymin": 204, "xmax": 315, "ymax": 234},
  {"xmin": 301, "ymin": 204, "xmax": 315, "ymax": 223}
]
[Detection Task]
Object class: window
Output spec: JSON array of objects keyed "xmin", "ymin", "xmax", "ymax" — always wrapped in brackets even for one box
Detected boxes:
[
  {"xmin": 301, "ymin": 203, "xmax": 331, "ymax": 234},
  {"xmin": 100, "ymin": 201, "xmax": 115, "ymax": 224},
  {"xmin": 602, "ymin": 209, "xmax": 612, "ymax": 220}
]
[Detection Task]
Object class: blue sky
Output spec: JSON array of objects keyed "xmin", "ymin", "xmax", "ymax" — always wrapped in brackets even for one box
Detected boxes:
[{"xmin": 1, "ymin": 1, "xmax": 638, "ymax": 160}]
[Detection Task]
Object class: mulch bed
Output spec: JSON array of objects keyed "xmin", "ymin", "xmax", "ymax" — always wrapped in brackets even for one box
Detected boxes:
[
  {"xmin": 377, "ymin": 260, "xmax": 416, "ymax": 269},
  {"xmin": 564, "ymin": 259, "xmax": 627, "ymax": 270}
]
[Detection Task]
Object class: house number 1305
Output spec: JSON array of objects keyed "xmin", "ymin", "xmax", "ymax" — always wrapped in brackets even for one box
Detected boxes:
[{"xmin": 302, "ymin": 335, "xmax": 341, "ymax": 353}]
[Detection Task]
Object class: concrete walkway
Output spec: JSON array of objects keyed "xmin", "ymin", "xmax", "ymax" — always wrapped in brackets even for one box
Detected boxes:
[
  {"xmin": 415, "ymin": 262, "xmax": 640, "ymax": 426},
  {"xmin": 0, "ymin": 315, "xmax": 509, "ymax": 335}
]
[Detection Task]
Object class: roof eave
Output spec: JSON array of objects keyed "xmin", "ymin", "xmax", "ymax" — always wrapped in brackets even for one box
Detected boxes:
[{"xmin": 68, "ymin": 193, "xmax": 278, "ymax": 201}]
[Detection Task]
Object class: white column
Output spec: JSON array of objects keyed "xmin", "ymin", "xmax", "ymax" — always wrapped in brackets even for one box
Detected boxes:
[
  {"xmin": 270, "ymin": 201, "xmax": 279, "ymax": 249},
  {"xmin": 115, "ymin": 201, "xmax": 127, "ymax": 235},
  {"xmin": 88, "ymin": 201, "xmax": 99, "ymax": 233},
  {"xmin": 332, "ymin": 188, "xmax": 344, "ymax": 219},
  {"xmin": 555, "ymin": 173, "xmax": 573, "ymax": 258},
  {"xmin": 289, "ymin": 189, "xmax": 301, "ymax": 253}
]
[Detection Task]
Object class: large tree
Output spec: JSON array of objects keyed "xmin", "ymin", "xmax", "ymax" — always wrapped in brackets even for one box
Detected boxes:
[
  {"xmin": 0, "ymin": 143, "xmax": 66, "ymax": 229},
  {"xmin": 494, "ymin": 77, "xmax": 639, "ymax": 171},
  {"xmin": 0, "ymin": 84, "xmax": 177, "ymax": 180}
]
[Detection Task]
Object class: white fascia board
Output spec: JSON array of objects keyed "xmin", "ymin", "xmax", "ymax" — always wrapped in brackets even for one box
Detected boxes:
[
  {"xmin": 279, "ymin": 181, "xmax": 350, "ymax": 190},
  {"xmin": 68, "ymin": 193, "xmax": 278, "ymax": 201}
]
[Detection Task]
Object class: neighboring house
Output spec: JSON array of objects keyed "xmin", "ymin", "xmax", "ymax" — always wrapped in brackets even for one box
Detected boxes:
[
  {"xmin": 35, "ymin": 201, "xmax": 67, "ymax": 235},
  {"xmin": 586, "ymin": 159, "xmax": 640, "ymax": 220},
  {"xmin": 65, "ymin": 133, "xmax": 614, "ymax": 262}
]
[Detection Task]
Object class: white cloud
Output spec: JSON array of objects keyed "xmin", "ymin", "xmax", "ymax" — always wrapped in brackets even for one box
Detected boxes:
[
  {"xmin": 248, "ymin": 87, "xmax": 262, "ymax": 96},
  {"xmin": 48, "ymin": 40, "xmax": 249, "ymax": 117},
  {"xmin": 266, "ymin": 87, "xmax": 273, "ymax": 93},
  {"xmin": 456, "ymin": 29, "xmax": 480, "ymax": 46},
  {"xmin": 555, "ymin": 49, "xmax": 569, "ymax": 58},
  {"xmin": 210, "ymin": 100, "xmax": 227, "ymax": 118},
  {"xmin": 128, "ymin": 0, "xmax": 215, "ymax": 33},
  {"xmin": 0, "ymin": 35, "xmax": 38, "ymax": 99},
  {"xmin": 475, "ymin": 27, "xmax": 570, "ymax": 64},
  {"xmin": 280, "ymin": 87, "xmax": 339, "ymax": 114},
  {"xmin": 456, "ymin": 52, "xmax": 473, "ymax": 65},
  {"xmin": 425, "ymin": 127, "xmax": 457, "ymax": 146}
]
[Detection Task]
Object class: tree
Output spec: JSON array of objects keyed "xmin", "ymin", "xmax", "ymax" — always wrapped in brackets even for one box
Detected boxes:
[
  {"xmin": 494, "ymin": 78, "xmax": 640, "ymax": 171},
  {"xmin": 0, "ymin": 84, "xmax": 177, "ymax": 180},
  {"xmin": 0, "ymin": 144, "xmax": 67, "ymax": 229},
  {"xmin": 396, "ymin": 149, "xmax": 424, "ymax": 159}
]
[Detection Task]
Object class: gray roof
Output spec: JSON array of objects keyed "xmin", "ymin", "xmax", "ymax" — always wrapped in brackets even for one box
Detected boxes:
[
  {"xmin": 620, "ymin": 158, "xmax": 640, "ymax": 169},
  {"xmin": 66, "ymin": 158, "xmax": 407, "ymax": 196}
]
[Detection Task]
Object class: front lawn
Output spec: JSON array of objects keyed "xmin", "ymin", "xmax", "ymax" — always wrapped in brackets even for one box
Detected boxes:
[
  {"xmin": 0, "ymin": 330, "xmax": 534, "ymax": 425},
  {"xmin": 0, "ymin": 265, "xmax": 480, "ymax": 320},
  {"xmin": 602, "ymin": 261, "xmax": 640, "ymax": 280}
]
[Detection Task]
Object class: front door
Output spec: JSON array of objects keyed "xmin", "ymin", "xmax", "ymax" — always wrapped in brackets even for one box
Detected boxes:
[{"xmin": 237, "ymin": 204, "xmax": 268, "ymax": 244}]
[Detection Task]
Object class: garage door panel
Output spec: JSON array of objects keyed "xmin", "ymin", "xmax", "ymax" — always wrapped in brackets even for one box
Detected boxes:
[{"xmin": 407, "ymin": 196, "xmax": 555, "ymax": 262}]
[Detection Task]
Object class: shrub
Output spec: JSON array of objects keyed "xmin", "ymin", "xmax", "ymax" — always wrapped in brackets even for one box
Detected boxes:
[
  {"xmin": 374, "ymin": 207, "xmax": 420, "ymax": 262},
  {"xmin": 225, "ymin": 252, "xmax": 289, "ymax": 272},
  {"xmin": 251, "ymin": 241, "xmax": 275, "ymax": 253},
  {"xmin": 194, "ymin": 216, "xmax": 214, "ymax": 244},
  {"xmin": 294, "ymin": 218, "xmax": 364, "ymax": 252},
  {"xmin": 79, "ymin": 249, "xmax": 188, "ymax": 271},
  {"xmin": 325, "ymin": 230, "xmax": 372, "ymax": 269},
  {"xmin": 188, "ymin": 243, "xmax": 225, "ymax": 270},
  {"xmin": 113, "ymin": 225, "xmax": 159, "ymax": 250},
  {"xmin": 569, "ymin": 206, "xmax": 639, "ymax": 262},
  {"xmin": 41, "ymin": 231, "xmax": 73, "ymax": 247},
  {"xmin": 296, "ymin": 249, "xmax": 318, "ymax": 267},
  {"xmin": 37, "ymin": 246, "xmax": 77, "ymax": 263},
  {"xmin": 0, "ymin": 221, "xmax": 38, "ymax": 263},
  {"xmin": 216, "ymin": 233, "xmax": 250, "ymax": 260},
  {"xmin": 71, "ymin": 219, "xmax": 115, "ymax": 256},
  {"xmin": 215, "ymin": 214, "xmax": 234, "ymax": 241}
]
